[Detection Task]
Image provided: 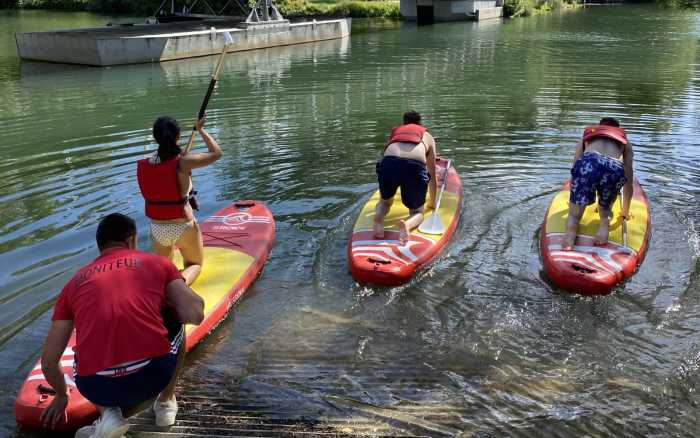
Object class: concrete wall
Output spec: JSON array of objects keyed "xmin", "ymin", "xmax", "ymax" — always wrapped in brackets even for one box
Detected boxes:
[
  {"xmin": 475, "ymin": 6, "xmax": 503, "ymax": 20},
  {"xmin": 400, "ymin": 0, "xmax": 501, "ymax": 21},
  {"xmin": 400, "ymin": 0, "xmax": 418, "ymax": 20},
  {"xmin": 465, "ymin": 0, "xmax": 499, "ymax": 13},
  {"xmin": 15, "ymin": 33, "xmax": 103, "ymax": 65},
  {"xmin": 16, "ymin": 18, "xmax": 351, "ymax": 67}
]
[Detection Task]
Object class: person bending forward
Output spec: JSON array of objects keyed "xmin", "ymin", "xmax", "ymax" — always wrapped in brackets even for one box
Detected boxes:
[
  {"xmin": 373, "ymin": 111, "xmax": 437, "ymax": 245},
  {"xmin": 40, "ymin": 213, "xmax": 205, "ymax": 438},
  {"xmin": 563, "ymin": 117, "xmax": 634, "ymax": 250}
]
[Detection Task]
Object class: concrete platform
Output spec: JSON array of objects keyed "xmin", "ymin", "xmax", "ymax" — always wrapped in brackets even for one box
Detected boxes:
[
  {"xmin": 15, "ymin": 18, "xmax": 351, "ymax": 67},
  {"xmin": 475, "ymin": 6, "xmax": 503, "ymax": 20},
  {"xmin": 401, "ymin": 0, "xmax": 502, "ymax": 22}
]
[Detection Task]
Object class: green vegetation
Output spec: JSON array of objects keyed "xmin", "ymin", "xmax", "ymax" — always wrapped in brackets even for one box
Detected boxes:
[
  {"xmin": 658, "ymin": 0, "xmax": 699, "ymax": 8},
  {"xmin": 3, "ymin": 0, "xmax": 400, "ymax": 17},
  {"xmin": 503, "ymin": 0, "xmax": 578, "ymax": 18},
  {"xmin": 322, "ymin": 0, "xmax": 400, "ymax": 17},
  {"xmin": 9, "ymin": 0, "xmax": 163, "ymax": 13}
]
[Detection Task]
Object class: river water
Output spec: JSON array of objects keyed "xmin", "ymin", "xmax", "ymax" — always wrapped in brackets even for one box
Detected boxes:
[{"xmin": 1, "ymin": 5, "xmax": 700, "ymax": 437}]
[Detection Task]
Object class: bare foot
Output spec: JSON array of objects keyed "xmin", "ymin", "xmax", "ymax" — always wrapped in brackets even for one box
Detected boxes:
[
  {"xmin": 373, "ymin": 220, "xmax": 384, "ymax": 239},
  {"xmin": 398, "ymin": 220, "xmax": 410, "ymax": 245},
  {"xmin": 561, "ymin": 231, "xmax": 576, "ymax": 251},
  {"xmin": 594, "ymin": 220, "xmax": 610, "ymax": 246}
]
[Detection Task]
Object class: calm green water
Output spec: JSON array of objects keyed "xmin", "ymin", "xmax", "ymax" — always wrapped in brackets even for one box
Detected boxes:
[{"xmin": 2, "ymin": 5, "xmax": 700, "ymax": 436}]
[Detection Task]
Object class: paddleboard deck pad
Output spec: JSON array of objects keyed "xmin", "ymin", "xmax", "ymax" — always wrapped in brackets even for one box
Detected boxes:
[
  {"xmin": 14, "ymin": 201, "xmax": 275, "ymax": 431},
  {"xmin": 540, "ymin": 179, "xmax": 650, "ymax": 295},
  {"xmin": 348, "ymin": 157, "xmax": 462, "ymax": 286}
]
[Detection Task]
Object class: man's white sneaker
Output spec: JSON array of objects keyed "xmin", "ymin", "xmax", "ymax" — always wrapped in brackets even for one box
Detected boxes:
[
  {"xmin": 74, "ymin": 420, "xmax": 96, "ymax": 438},
  {"xmin": 74, "ymin": 407, "xmax": 129, "ymax": 438},
  {"xmin": 153, "ymin": 395, "xmax": 178, "ymax": 427}
]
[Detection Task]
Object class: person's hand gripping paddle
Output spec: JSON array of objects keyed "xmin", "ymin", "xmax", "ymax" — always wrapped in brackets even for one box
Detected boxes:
[
  {"xmin": 419, "ymin": 159, "xmax": 451, "ymax": 235},
  {"xmin": 184, "ymin": 31, "xmax": 235, "ymax": 154}
]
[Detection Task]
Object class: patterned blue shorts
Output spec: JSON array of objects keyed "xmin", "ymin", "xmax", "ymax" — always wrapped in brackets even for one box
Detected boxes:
[{"xmin": 570, "ymin": 151, "xmax": 626, "ymax": 209}]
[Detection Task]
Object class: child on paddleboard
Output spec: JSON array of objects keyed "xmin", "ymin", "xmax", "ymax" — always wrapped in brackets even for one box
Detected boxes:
[
  {"xmin": 373, "ymin": 111, "xmax": 437, "ymax": 244},
  {"xmin": 39, "ymin": 214, "xmax": 204, "ymax": 437},
  {"xmin": 563, "ymin": 117, "xmax": 634, "ymax": 250},
  {"xmin": 137, "ymin": 115, "xmax": 222, "ymax": 285}
]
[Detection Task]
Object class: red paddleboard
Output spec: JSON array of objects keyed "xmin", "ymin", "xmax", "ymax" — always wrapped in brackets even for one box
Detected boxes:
[
  {"xmin": 14, "ymin": 201, "xmax": 275, "ymax": 431},
  {"xmin": 540, "ymin": 179, "xmax": 651, "ymax": 295},
  {"xmin": 348, "ymin": 157, "xmax": 462, "ymax": 286}
]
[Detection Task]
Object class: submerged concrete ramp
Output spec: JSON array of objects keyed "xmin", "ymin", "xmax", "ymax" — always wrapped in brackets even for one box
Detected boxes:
[
  {"xmin": 128, "ymin": 393, "xmax": 429, "ymax": 437},
  {"xmin": 15, "ymin": 18, "xmax": 351, "ymax": 67}
]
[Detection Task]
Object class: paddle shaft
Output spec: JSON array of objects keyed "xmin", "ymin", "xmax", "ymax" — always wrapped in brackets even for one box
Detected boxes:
[
  {"xmin": 620, "ymin": 189, "xmax": 628, "ymax": 247},
  {"xmin": 184, "ymin": 35, "xmax": 231, "ymax": 153},
  {"xmin": 431, "ymin": 159, "xmax": 451, "ymax": 215}
]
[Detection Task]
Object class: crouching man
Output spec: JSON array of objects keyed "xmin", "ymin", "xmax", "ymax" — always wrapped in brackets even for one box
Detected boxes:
[{"xmin": 40, "ymin": 213, "xmax": 204, "ymax": 437}]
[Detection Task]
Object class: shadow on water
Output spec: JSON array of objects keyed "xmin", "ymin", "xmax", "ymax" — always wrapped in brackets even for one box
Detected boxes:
[{"xmin": 3, "ymin": 5, "xmax": 700, "ymax": 437}]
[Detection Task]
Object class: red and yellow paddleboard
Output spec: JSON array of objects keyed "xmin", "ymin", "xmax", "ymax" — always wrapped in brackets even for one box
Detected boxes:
[
  {"xmin": 14, "ymin": 201, "xmax": 275, "ymax": 431},
  {"xmin": 540, "ymin": 179, "xmax": 651, "ymax": 295},
  {"xmin": 348, "ymin": 157, "xmax": 462, "ymax": 286}
]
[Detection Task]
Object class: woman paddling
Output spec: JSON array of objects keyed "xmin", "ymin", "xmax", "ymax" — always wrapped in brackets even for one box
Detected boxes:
[{"xmin": 137, "ymin": 115, "xmax": 222, "ymax": 285}]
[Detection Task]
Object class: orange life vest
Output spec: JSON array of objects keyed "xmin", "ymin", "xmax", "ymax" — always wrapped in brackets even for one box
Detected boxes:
[
  {"xmin": 582, "ymin": 125, "xmax": 628, "ymax": 146},
  {"xmin": 388, "ymin": 124, "xmax": 427, "ymax": 145},
  {"xmin": 136, "ymin": 156, "xmax": 189, "ymax": 220}
]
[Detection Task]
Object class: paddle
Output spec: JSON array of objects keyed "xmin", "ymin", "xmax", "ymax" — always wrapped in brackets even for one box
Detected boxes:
[
  {"xmin": 620, "ymin": 189, "xmax": 628, "ymax": 247},
  {"xmin": 418, "ymin": 159, "xmax": 451, "ymax": 235},
  {"xmin": 184, "ymin": 30, "xmax": 235, "ymax": 154}
]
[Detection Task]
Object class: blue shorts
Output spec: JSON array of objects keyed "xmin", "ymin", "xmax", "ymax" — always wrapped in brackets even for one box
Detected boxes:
[
  {"xmin": 570, "ymin": 151, "xmax": 627, "ymax": 209},
  {"xmin": 74, "ymin": 310, "xmax": 183, "ymax": 408},
  {"xmin": 376, "ymin": 156, "xmax": 430, "ymax": 210}
]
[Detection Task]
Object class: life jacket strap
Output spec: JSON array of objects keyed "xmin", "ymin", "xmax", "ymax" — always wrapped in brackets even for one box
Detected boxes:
[{"xmin": 145, "ymin": 193, "xmax": 192, "ymax": 206}]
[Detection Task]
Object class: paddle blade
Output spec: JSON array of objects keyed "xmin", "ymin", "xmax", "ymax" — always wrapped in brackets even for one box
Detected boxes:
[
  {"xmin": 418, "ymin": 212, "xmax": 445, "ymax": 235},
  {"xmin": 224, "ymin": 31, "xmax": 234, "ymax": 46}
]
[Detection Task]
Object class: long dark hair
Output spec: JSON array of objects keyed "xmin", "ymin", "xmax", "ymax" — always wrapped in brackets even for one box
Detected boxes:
[{"xmin": 153, "ymin": 116, "xmax": 182, "ymax": 162}]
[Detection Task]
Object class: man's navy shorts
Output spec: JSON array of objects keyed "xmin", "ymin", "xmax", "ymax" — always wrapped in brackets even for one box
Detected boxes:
[
  {"xmin": 376, "ymin": 156, "xmax": 430, "ymax": 210},
  {"xmin": 74, "ymin": 309, "xmax": 183, "ymax": 408},
  {"xmin": 570, "ymin": 151, "xmax": 627, "ymax": 209}
]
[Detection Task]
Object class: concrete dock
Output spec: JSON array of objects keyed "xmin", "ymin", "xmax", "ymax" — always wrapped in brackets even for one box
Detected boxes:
[
  {"xmin": 401, "ymin": 0, "xmax": 503, "ymax": 22},
  {"xmin": 15, "ymin": 18, "xmax": 351, "ymax": 67}
]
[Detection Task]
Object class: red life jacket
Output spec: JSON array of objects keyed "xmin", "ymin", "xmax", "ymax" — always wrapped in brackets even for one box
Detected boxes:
[
  {"xmin": 136, "ymin": 156, "xmax": 189, "ymax": 220},
  {"xmin": 388, "ymin": 124, "xmax": 427, "ymax": 145},
  {"xmin": 582, "ymin": 124, "xmax": 628, "ymax": 146}
]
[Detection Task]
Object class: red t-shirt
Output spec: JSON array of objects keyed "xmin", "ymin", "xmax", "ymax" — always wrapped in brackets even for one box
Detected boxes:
[{"xmin": 52, "ymin": 247, "xmax": 183, "ymax": 376}]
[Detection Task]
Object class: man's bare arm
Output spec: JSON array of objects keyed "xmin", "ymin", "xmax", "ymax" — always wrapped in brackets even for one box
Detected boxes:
[
  {"xmin": 166, "ymin": 279, "xmax": 205, "ymax": 325},
  {"xmin": 573, "ymin": 139, "xmax": 584, "ymax": 164},
  {"xmin": 40, "ymin": 320, "xmax": 73, "ymax": 428}
]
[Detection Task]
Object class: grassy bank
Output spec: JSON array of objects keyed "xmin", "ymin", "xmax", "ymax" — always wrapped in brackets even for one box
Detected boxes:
[
  {"xmin": 0, "ymin": 0, "xmax": 604, "ymax": 19},
  {"xmin": 658, "ymin": 0, "xmax": 699, "ymax": 8},
  {"xmin": 504, "ymin": 0, "xmax": 579, "ymax": 17},
  {"xmin": 278, "ymin": 0, "xmax": 401, "ymax": 18},
  {"xmin": 1, "ymin": 0, "xmax": 401, "ymax": 17}
]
